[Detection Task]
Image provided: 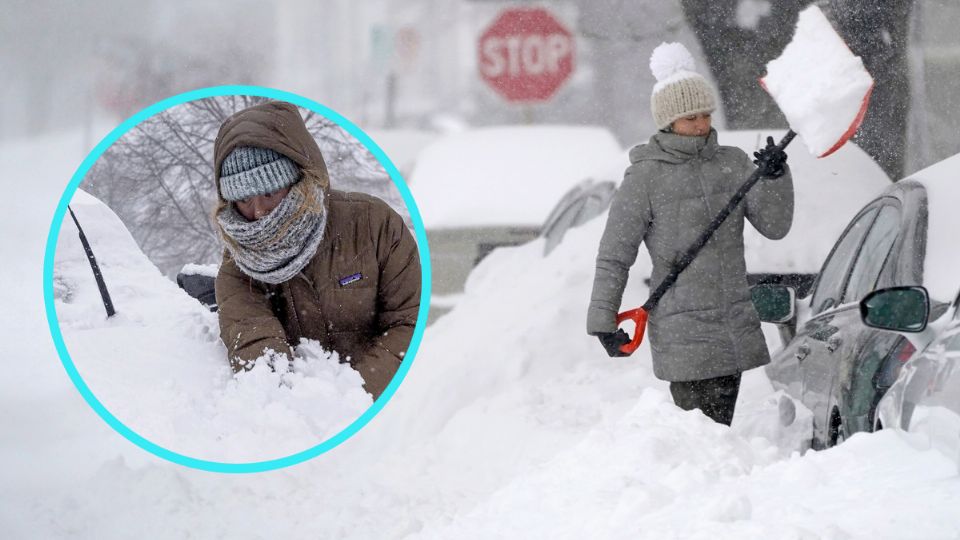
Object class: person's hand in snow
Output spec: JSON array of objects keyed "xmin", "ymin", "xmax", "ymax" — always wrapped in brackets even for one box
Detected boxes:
[
  {"xmin": 753, "ymin": 136, "xmax": 788, "ymax": 178},
  {"xmin": 596, "ymin": 329, "xmax": 631, "ymax": 357}
]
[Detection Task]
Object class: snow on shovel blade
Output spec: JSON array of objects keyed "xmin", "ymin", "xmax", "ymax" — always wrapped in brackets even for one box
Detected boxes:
[{"xmin": 761, "ymin": 5, "xmax": 873, "ymax": 158}]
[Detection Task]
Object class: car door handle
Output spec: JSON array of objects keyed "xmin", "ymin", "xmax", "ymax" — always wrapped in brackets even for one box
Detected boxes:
[
  {"xmin": 827, "ymin": 335, "xmax": 843, "ymax": 353},
  {"xmin": 796, "ymin": 343, "xmax": 811, "ymax": 362}
]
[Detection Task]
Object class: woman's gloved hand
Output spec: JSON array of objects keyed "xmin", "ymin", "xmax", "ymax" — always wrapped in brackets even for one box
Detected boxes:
[
  {"xmin": 596, "ymin": 329, "xmax": 631, "ymax": 357},
  {"xmin": 753, "ymin": 135, "xmax": 788, "ymax": 178}
]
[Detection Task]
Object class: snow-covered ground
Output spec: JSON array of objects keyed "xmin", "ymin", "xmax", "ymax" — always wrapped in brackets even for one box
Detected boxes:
[{"xmin": 3, "ymin": 129, "xmax": 960, "ymax": 539}]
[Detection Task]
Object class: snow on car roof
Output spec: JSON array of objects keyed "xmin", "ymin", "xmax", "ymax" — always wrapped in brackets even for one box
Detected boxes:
[
  {"xmin": 901, "ymin": 153, "xmax": 960, "ymax": 302},
  {"xmin": 409, "ymin": 125, "xmax": 625, "ymax": 229},
  {"xmin": 720, "ymin": 130, "xmax": 890, "ymax": 274}
]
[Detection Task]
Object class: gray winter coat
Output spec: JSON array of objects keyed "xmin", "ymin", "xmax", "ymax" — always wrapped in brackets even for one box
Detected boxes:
[{"xmin": 587, "ymin": 129, "xmax": 793, "ymax": 382}]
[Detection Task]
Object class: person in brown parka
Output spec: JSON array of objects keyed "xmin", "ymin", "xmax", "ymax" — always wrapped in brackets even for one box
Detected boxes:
[{"xmin": 212, "ymin": 100, "xmax": 420, "ymax": 400}]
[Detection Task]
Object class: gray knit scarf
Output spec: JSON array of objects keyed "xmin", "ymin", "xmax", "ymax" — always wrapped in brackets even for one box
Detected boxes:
[{"xmin": 217, "ymin": 181, "xmax": 327, "ymax": 284}]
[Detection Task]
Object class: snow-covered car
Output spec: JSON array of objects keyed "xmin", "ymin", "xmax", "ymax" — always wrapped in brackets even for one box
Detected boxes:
[
  {"xmin": 54, "ymin": 189, "xmax": 373, "ymax": 463},
  {"xmin": 409, "ymin": 125, "xmax": 625, "ymax": 320},
  {"xmin": 540, "ymin": 179, "xmax": 617, "ymax": 256},
  {"xmin": 756, "ymin": 153, "xmax": 960, "ymax": 449},
  {"xmin": 363, "ymin": 127, "xmax": 440, "ymax": 180},
  {"xmin": 860, "ymin": 284, "xmax": 960, "ymax": 466}
]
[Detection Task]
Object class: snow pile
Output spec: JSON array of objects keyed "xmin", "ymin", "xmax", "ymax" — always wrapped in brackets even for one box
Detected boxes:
[
  {"xmin": 382, "ymin": 215, "xmax": 959, "ymax": 539},
  {"xmin": 762, "ymin": 4, "xmax": 874, "ymax": 157},
  {"xmin": 380, "ymin": 212, "xmax": 814, "ymax": 452},
  {"xmin": 167, "ymin": 342, "xmax": 371, "ymax": 463},
  {"xmin": 409, "ymin": 126, "xmax": 624, "ymax": 229},
  {"xmin": 54, "ymin": 189, "xmax": 370, "ymax": 463},
  {"xmin": 413, "ymin": 424, "xmax": 958, "ymax": 539}
]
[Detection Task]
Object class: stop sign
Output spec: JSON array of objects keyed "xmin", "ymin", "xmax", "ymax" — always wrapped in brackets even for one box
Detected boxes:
[{"xmin": 478, "ymin": 7, "xmax": 575, "ymax": 103}]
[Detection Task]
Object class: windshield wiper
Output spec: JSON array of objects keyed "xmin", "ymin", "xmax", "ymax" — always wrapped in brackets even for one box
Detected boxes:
[{"xmin": 67, "ymin": 205, "xmax": 116, "ymax": 318}]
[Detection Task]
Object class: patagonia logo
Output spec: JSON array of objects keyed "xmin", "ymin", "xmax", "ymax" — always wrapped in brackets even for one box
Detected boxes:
[{"xmin": 338, "ymin": 272, "xmax": 363, "ymax": 286}]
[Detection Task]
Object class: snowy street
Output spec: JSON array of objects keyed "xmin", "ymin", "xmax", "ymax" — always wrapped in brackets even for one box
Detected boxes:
[{"xmin": 4, "ymin": 130, "xmax": 960, "ymax": 539}]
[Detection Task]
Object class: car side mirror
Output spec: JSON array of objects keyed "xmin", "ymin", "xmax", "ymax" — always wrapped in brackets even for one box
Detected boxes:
[
  {"xmin": 860, "ymin": 286, "xmax": 929, "ymax": 332},
  {"xmin": 751, "ymin": 284, "xmax": 796, "ymax": 324}
]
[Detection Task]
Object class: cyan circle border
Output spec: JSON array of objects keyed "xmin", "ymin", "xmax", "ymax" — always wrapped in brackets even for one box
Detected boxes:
[{"xmin": 42, "ymin": 85, "xmax": 432, "ymax": 473}]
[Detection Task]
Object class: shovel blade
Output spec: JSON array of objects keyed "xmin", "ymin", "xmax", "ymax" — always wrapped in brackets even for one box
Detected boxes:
[
  {"xmin": 616, "ymin": 307, "xmax": 648, "ymax": 355},
  {"xmin": 760, "ymin": 5, "xmax": 873, "ymax": 158}
]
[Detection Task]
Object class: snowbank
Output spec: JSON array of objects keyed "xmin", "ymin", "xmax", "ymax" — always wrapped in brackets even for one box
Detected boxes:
[{"xmin": 409, "ymin": 125, "xmax": 625, "ymax": 229}]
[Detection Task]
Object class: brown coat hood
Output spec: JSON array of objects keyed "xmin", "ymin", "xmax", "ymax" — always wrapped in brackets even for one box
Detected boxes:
[
  {"xmin": 212, "ymin": 101, "xmax": 421, "ymax": 400},
  {"xmin": 213, "ymin": 100, "xmax": 330, "ymax": 201}
]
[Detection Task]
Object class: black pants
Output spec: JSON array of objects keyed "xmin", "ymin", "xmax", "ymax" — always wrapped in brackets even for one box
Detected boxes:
[{"xmin": 668, "ymin": 372, "xmax": 742, "ymax": 426}]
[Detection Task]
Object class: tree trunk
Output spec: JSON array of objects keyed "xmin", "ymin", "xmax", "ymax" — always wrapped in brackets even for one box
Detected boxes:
[{"xmin": 822, "ymin": 0, "xmax": 914, "ymax": 179}]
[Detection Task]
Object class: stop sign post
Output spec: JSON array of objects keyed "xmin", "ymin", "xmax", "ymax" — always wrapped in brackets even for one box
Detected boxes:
[{"xmin": 478, "ymin": 7, "xmax": 575, "ymax": 103}]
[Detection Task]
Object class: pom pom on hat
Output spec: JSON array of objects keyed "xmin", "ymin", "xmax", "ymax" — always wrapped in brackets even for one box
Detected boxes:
[
  {"xmin": 649, "ymin": 42, "xmax": 697, "ymax": 82},
  {"xmin": 648, "ymin": 42, "xmax": 717, "ymax": 130}
]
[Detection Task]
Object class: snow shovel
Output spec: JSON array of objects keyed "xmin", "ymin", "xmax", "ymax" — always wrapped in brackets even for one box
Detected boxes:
[{"xmin": 616, "ymin": 5, "xmax": 874, "ymax": 355}]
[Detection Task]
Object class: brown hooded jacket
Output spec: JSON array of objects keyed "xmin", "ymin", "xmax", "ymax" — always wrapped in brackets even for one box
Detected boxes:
[{"xmin": 213, "ymin": 101, "xmax": 420, "ymax": 399}]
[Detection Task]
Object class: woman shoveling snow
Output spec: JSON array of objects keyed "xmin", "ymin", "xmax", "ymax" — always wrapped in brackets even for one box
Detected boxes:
[
  {"xmin": 213, "ymin": 100, "xmax": 421, "ymax": 400},
  {"xmin": 587, "ymin": 42, "xmax": 794, "ymax": 425}
]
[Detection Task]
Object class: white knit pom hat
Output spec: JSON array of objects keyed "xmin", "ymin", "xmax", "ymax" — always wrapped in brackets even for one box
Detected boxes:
[{"xmin": 649, "ymin": 42, "xmax": 717, "ymax": 130}]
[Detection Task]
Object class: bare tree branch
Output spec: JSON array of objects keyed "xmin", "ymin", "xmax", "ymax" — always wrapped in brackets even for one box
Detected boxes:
[{"xmin": 85, "ymin": 96, "xmax": 397, "ymax": 279}]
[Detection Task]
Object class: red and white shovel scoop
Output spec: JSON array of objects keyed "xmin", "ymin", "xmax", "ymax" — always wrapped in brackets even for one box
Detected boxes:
[
  {"xmin": 616, "ymin": 5, "xmax": 874, "ymax": 355},
  {"xmin": 760, "ymin": 5, "xmax": 874, "ymax": 158}
]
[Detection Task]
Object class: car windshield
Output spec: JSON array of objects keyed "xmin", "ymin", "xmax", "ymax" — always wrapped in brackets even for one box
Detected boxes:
[{"xmin": 843, "ymin": 204, "xmax": 900, "ymax": 304}]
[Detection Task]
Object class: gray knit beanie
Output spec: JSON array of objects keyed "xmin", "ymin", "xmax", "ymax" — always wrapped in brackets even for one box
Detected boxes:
[
  {"xmin": 649, "ymin": 42, "xmax": 717, "ymax": 130},
  {"xmin": 219, "ymin": 146, "xmax": 302, "ymax": 202}
]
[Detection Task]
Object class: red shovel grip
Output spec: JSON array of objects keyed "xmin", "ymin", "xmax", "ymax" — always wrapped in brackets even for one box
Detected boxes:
[{"xmin": 616, "ymin": 307, "xmax": 649, "ymax": 355}]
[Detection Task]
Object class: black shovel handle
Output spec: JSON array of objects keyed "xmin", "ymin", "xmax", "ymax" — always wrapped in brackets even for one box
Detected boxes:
[{"xmin": 641, "ymin": 130, "xmax": 796, "ymax": 312}]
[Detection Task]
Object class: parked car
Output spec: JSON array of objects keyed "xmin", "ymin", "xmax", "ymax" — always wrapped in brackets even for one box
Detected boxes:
[
  {"xmin": 540, "ymin": 179, "xmax": 616, "ymax": 256},
  {"xmin": 755, "ymin": 153, "xmax": 960, "ymax": 449}
]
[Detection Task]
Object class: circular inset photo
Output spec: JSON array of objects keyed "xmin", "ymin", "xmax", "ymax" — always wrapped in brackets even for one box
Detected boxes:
[{"xmin": 44, "ymin": 87, "xmax": 430, "ymax": 472}]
